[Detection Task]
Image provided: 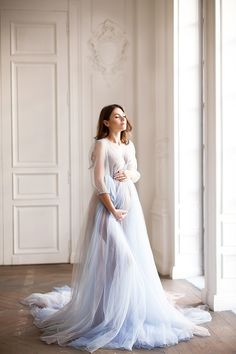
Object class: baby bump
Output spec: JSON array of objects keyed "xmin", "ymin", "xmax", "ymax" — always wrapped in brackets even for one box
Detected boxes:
[{"xmin": 104, "ymin": 175, "xmax": 132, "ymax": 210}]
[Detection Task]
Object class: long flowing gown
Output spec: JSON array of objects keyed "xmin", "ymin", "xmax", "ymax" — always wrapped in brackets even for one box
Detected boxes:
[{"xmin": 22, "ymin": 138, "xmax": 211, "ymax": 352}]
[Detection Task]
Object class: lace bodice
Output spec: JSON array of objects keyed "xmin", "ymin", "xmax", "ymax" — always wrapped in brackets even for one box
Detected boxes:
[{"xmin": 90, "ymin": 138, "xmax": 140, "ymax": 195}]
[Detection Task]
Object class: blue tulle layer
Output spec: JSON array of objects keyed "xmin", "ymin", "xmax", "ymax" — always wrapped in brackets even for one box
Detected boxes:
[{"xmin": 22, "ymin": 176, "xmax": 211, "ymax": 352}]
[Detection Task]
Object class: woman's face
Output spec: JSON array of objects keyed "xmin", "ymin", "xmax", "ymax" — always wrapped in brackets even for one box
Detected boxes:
[{"xmin": 104, "ymin": 107, "xmax": 127, "ymax": 133}]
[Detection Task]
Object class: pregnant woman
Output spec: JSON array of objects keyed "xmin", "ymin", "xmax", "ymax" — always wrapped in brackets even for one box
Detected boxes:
[{"xmin": 22, "ymin": 104, "xmax": 211, "ymax": 352}]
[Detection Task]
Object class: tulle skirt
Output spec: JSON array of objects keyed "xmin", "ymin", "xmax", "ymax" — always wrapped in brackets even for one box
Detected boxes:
[{"xmin": 22, "ymin": 175, "xmax": 211, "ymax": 352}]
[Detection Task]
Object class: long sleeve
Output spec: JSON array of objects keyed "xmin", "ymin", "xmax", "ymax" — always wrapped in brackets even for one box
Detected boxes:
[
  {"xmin": 126, "ymin": 141, "xmax": 141, "ymax": 183},
  {"xmin": 90, "ymin": 140, "xmax": 109, "ymax": 195}
]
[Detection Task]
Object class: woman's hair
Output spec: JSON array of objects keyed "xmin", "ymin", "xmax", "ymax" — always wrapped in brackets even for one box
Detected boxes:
[{"xmin": 95, "ymin": 104, "xmax": 132, "ymax": 144}]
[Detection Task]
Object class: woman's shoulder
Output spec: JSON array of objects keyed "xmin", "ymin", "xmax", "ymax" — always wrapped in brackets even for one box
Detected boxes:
[
  {"xmin": 126, "ymin": 139, "xmax": 135, "ymax": 150},
  {"xmin": 92, "ymin": 138, "xmax": 108, "ymax": 153},
  {"xmin": 89, "ymin": 139, "xmax": 107, "ymax": 165},
  {"xmin": 94, "ymin": 138, "xmax": 107, "ymax": 144},
  {"xmin": 92, "ymin": 138, "xmax": 107, "ymax": 148},
  {"xmin": 127, "ymin": 139, "xmax": 134, "ymax": 146}
]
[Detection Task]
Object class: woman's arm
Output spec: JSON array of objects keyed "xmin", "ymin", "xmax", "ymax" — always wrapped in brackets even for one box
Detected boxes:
[
  {"xmin": 98, "ymin": 193, "xmax": 127, "ymax": 221},
  {"xmin": 114, "ymin": 141, "xmax": 140, "ymax": 183},
  {"xmin": 91, "ymin": 140, "xmax": 127, "ymax": 221}
]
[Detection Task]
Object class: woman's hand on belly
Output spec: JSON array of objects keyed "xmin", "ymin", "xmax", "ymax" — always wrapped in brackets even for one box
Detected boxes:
[
  {"xmin": 113, "ymin": 209, "xmax": 128, "ymax": 221},
  {"xmin": 113, "ymin": 169, "xmax": 131, "ymax": 182}
]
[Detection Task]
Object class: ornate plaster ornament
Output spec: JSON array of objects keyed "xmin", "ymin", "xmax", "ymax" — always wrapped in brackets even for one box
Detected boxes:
[{"xmin": 88, "ymin": 19, "xmax": 129, "ymax": 81}]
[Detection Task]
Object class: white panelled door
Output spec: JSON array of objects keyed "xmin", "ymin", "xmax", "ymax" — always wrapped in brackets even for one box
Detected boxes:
[{"xmin": 1, "ymin": 10, "xmax": 70, "ymax": 264}]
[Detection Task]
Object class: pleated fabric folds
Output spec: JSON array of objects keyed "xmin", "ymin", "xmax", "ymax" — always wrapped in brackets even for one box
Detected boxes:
[{"xmin": 22, "ymin": 139, "xmax": 211, "ymax": 352}]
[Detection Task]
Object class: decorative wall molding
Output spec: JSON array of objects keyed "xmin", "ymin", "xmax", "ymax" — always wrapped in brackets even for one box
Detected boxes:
[
  {"xmin": 88, "ymin": 18, "xmax": 129, "ymax": 82},
  {"xmin": 10, "ymin": 22, "xmax": 56, "ymax": 55},
  {"xmin": 13, "ymin": 205, "xmax": 59, "ymax": 254},
  {"xmin": 13, "ymin": 173, "xmax": 58, "ymax": 199},
  {"xmin": 11, "ymin": 62, "xmax": 57, "ymax": 166}
]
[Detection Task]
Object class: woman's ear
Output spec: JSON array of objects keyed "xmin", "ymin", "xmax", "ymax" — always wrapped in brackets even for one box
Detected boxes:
[{"xmin": 103, "ymin": 120, "xmax": 109, "ymax": 127}]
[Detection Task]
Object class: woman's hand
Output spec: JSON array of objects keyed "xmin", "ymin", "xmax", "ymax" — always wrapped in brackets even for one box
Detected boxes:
[
  {"xmin": 112, "ymin": 209, "xmax": 128, "ymax": 221},
  {"xmin": 113, "ymin": 170, "xmax": 131, "ymax": 182}
]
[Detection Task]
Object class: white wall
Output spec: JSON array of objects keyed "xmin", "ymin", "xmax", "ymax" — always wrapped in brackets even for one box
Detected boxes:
[
  {"xmin": 68, "ymin": 0, "xmax": 156, "ymax": 260},
  {"xmin": 150, "ymin": 0, "xmax": 174, "ymax": 275}
]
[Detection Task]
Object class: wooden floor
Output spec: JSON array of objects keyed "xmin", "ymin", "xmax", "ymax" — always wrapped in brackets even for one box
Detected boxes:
[{"xmin": 0, "ymin": 264, "xmax": 236, "ymax": 354}]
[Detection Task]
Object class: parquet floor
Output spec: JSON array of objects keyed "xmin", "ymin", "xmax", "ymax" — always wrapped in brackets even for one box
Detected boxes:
[{"xmin": 0, "ymin": 264, "xmax": 235, "ymax": 354}]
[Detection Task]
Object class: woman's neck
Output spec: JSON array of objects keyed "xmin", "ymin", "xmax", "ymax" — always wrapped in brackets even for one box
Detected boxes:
[{"xmin": 107, "ymin": 133, "xmax": 121, "ymax": 144}]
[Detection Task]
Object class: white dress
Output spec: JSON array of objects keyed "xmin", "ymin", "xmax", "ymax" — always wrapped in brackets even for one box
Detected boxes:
[{"xmin": 22, "ymin": 138, "xmax": 211, "ymax": 352}]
